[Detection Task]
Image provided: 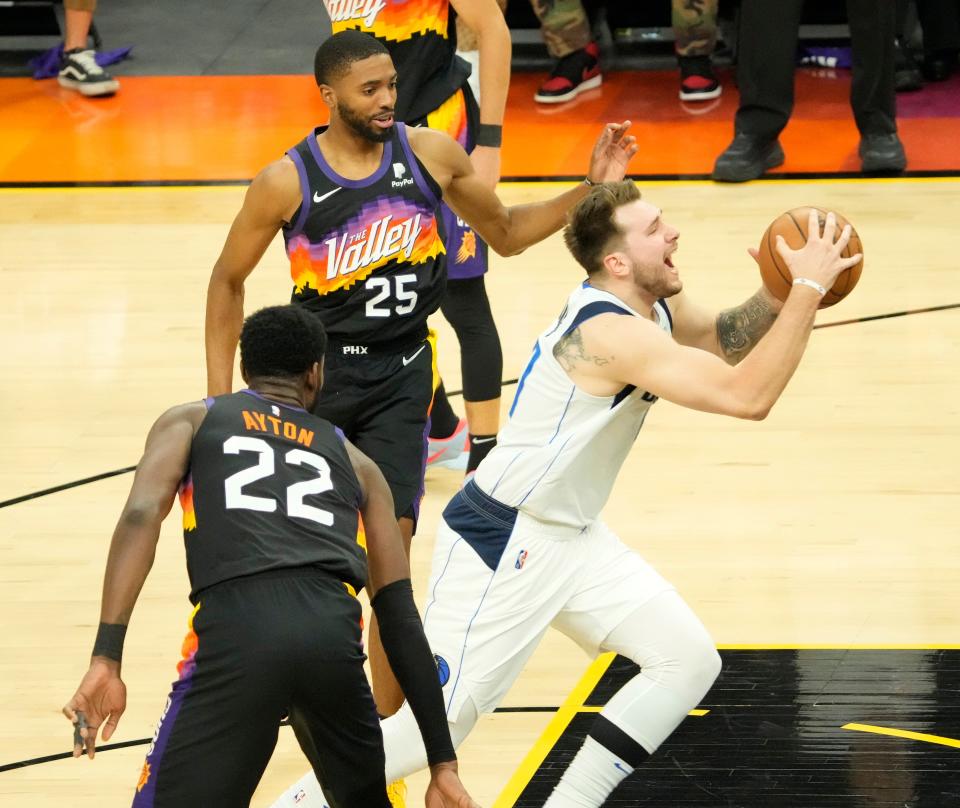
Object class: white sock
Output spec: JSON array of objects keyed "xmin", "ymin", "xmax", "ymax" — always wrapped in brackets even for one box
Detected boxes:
[{"xmin": 543, "ymin": 736, "xmax": 635, "ymax": 807}]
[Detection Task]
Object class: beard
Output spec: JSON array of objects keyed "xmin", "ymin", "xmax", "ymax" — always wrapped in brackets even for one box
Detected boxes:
[
  {"xmin": 338, "ymin": 101, "xmax": 393, "ymax": 144},
  {"xmin": 631, "ymin": 261, "xmax": 682, "ymax": 299}
]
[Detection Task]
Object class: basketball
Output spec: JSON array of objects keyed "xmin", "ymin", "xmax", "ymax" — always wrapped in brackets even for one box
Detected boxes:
[{"xmin": 757, "ymin": 207, "xmax": 864, "ymax": 308}]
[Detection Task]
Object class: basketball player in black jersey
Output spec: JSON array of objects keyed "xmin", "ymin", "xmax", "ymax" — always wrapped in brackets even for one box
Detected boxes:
[
  {"xmin": 63, "ymin": 305, "xmax": 479, "ymax": 808},
  {"xmin": 205, "ymin": 30, "xmax": 637, "ymax": 717}
]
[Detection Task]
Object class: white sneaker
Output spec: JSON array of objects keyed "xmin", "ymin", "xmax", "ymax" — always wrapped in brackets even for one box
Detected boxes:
[
  {"xmin": 426, "ymin": 419, "xmax": 468, "ymax": 468},
  {"xmin": 58, "ymin": 48, "xmax": 119, "ymax": 97}
]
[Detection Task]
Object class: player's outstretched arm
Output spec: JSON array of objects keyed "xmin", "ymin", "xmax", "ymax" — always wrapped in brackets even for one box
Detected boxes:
[
  {"xmin": 411, "ymin": 122, "xmax": 637, "ymax": 257},
  {"xmin": 205, "ymin": 160, "xmax": 299, "ymax": 396},
  {"xmin": 62, "ymin": 402, "xmax": 203, "ymax": 758},
  {"xmin": 563, "ymin": 211, "xmax": 861, "ymax": 419},
  {"xmin": 451, "ymin": 0, "xmax": 510, "ymax": 189},
  {"xmin": 345, "ymin": 443, "xmax": 480, "ymax": 805}
]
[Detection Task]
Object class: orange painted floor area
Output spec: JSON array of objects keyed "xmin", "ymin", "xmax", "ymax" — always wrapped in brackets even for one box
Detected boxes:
[{"xmin": 2, "ymin": 69, "xmax": 959, "ymax": 183}]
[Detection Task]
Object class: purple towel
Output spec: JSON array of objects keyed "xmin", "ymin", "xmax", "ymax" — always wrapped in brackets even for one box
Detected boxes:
[
  {"xmin": 798, "ymin": 46, "xmax": 853, "ymax": 70},
  {"xmin": 29, "ymin": 44, "xmax": 133, "ymax": 80}
]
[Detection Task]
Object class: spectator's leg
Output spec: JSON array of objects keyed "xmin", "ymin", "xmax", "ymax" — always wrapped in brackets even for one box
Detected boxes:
[
  {"xmin": 530, "ymin": 0, "xmax": 601, "ymax": 103},
  {"xmin": 674, "ymin": 0, "xmax": 722, "ymax": 101},
  {"xmin": 529, "ymin": 0, "xmax": 591, "ymax": 58},
  {"xmin": 733, "ymin": 0, "xmax": 804, "ymax": 141},
  {"xmin": 917, "ymin": 0, "xmax": 960, "ymax": 79},
  {"xmin": 64, "ymin": 0, "xmax": 96, "ymax": 49},
  {"xmin": 848, "ymin": 0, "xmax": 907, "ymax": 171}
]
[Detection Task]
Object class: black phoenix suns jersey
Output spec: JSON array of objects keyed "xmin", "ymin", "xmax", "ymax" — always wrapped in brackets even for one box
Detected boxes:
[
  {"xmin": 179, "ymin": 391, "xmax": 365, "ymax": 600},
  {"xmin": 324, "ymin": 0, "xmax": 470, "ymax": 122},
  {"xmin": 283, "ymin": 124, "xmax": 446, "ymax": 346}
]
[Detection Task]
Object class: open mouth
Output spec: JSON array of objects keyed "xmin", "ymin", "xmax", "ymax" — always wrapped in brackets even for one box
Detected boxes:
[{"xmin": 372, "ymin": 114, "xmax": 395, "ymax": 128}]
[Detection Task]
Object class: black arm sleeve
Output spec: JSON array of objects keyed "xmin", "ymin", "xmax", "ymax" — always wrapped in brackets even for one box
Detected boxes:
[{"xmin": 371, "ymin": 578, "xmax": 456, "ymax": 766}]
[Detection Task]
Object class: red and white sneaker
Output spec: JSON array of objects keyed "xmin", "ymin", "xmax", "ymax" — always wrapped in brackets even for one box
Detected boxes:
[
  {"xmin": 426, "ymin": 419, "xmax": 469, "ymax": 468},
  {"xmin": 678, "ymin": 55, "xmax": 722, "ymax": 101},
  {"xmin": 534, "ymin": 42, "xmax": 602, "ymax": 104}
]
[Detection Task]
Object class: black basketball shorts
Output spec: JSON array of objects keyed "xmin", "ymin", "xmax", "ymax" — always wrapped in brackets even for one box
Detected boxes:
[
  {"xmin": 130, "ymin": 569, "xmax": 390, "ymax": 808},
  {"xmin": 312, "ymin": 333, "xmax": 438, "ymax": 528}
]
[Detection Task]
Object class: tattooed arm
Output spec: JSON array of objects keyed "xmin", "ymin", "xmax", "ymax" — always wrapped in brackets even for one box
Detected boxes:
[
  {"xmin": 668, "ymin": 287, "xmax": 783, "ymax": 365},
  {"xmin": 715, "ymin": 288, "xmax": 780, "ymax": 364}
]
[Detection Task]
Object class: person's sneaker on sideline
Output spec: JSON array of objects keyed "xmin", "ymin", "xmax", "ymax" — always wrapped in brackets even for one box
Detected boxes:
[
  {"xmin": 859, "ymin": 132, "xmax": 907, "ymax": 173},
  {"xmin": 678, "ymin": 55, "xmax": 722, "ymax": 101},
  {"xmin": 712, "ymin": 133, "xmax": 785, "ymax": 183},
  {"xmin": 58, "ymin": 48, "xmax": 119, "ymax": 97},
  {"xmin": 534, "ymin": 42, "xmax": 602, "ymax": 104}
]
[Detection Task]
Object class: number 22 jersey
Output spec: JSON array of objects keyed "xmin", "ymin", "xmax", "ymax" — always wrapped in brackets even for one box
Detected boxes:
[
  {"xmin": 179, "ymin": 390, "xmax": 365, "ymax": 601},
  {"xmin": 283, "ymin": 123, "xmax": 447, "ymax": 347}
]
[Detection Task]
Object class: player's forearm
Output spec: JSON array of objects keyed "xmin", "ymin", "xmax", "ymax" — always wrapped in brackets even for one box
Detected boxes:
[
  {"xmin": 715, "ymin": 287, "xmax": 782, "ymax": 365},
  {"xmin": 371, "ymin": 580, "xmax": 457, "ymax": 765},
  {"xmin": 98, "ymin": 511, "xmax": 163, "ymax": 628},
  {"xmin": 492, "ymin": 182, "xmax": 590, "ymax": 256},
  {"xmin": 729, "ymin": 285, "xmax": 821, "ymax": 418},
  {"xmin": 474, "ymin": 14, "xmax": 510, "ymax": 126},
  {"xmin": 205, "ymin": 272, "xmax": 244, "ymax": 396}
]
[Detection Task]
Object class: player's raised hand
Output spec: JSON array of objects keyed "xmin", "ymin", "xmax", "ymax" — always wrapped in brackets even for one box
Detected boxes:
[
  {"xmin": 62, "ymin": 659, "xmax": 127, "ymax": 759},
  {"xmin": 425, "ymin": 761, "xmax": 482, "ymax": 808},
  {"xmin": 774, "ymin": 209, "xmax": 861, "ymax": 290},
  {"xmin": 586, "ymin": 121, "xmax": 638, "ymax": 183}
]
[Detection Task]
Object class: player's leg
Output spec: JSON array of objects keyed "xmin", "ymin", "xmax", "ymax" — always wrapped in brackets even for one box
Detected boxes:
[
  {"xmin": 131, "ymin": 581, "xmax": 290, "ymax": 807},
  {"xmin": 422, "ymin": 87, "xmax": 503, "ymax": 474},
  {"xmin": 287, "ymin": 577, "xmax": 392, "ymax": 808},
  {"xmin": 547, "ymin": 525, "xmax": 720, "ymax": 806},
  {"xmin": 348, "ymin": 343, "xmax": 436, "ymax": 717},
  {"xmin": 439, "ymin": 272, "xmax": 503, "ymax": 474},
  {"xmin": 268, "ymin": 488, "xmax": 573, "ymax": 808}
]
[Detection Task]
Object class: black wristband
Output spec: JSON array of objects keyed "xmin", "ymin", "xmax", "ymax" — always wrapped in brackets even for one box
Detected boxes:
[
  {"xmin": 92, "ymin": 622, "xmax": 127, "ymax": 663},
  {"xmin": 372, "ymin": 579, "xmax": 456, "ymax": 765},
  {"xmin": 475, "ymin": 124, "xmax": 502, "ymax": 148}
]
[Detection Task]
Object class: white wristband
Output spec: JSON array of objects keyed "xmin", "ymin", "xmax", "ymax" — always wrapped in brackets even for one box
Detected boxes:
[{"xmin": 792, "ymin": 277, "xmax": 826, "ymax": 297}]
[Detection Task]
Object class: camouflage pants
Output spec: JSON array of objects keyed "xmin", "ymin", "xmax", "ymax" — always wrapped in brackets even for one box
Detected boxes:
[{"xmin": 528, "ymin": 0, "xmax": 718, "ymax": 59}]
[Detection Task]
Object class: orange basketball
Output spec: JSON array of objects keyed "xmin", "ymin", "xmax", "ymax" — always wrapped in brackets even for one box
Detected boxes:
[{"xmin": 757, "ymin": 207, "xmax": 864, "ymax": 308}]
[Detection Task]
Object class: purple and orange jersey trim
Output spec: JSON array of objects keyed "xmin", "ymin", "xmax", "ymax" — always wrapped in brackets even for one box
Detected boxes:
[
  {"xmin": 426, "ymin": 88, "xmax": 469, "ymax": 148},
  {"xmin": 179, "ymin": 474, "xmax": 196, "ymax": 532},
  {"xmin": 288, "ymin": 195, "xmax": 444, "ymax": 296},
  {"xmin": 326, "ymin": 0, "xmax": 449, "ymax": 44},
  {"xmin": 176, "ymin": 602, "xmax": 201, "ymax": 680}
]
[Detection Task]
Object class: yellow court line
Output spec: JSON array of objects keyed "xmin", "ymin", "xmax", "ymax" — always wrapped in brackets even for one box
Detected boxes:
[
  {"xmin": 842, "ymin": 723, "xmax": 960, "ymax": 750},
  {"xmin": 492, "ymin": 652, "xmax": 615, "ymax": 808}
]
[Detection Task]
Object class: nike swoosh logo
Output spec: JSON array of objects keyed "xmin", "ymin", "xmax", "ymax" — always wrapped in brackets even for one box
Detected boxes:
[
  {"xmin": 471, "ymin": 436, "xmax": 496, "ymax": 445},
  {"xmin": 402, "ymin": 345, "xmax": 427, "ymax": 366},
  {"xmin": 313, "ymin": 187, "xmax": 341, "ymax": 204}
]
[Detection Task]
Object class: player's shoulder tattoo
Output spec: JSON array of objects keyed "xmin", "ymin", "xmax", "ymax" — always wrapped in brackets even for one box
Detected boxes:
[{"xmin": 553, "ymin": 327, "xmax": 613, "ymax": 371}]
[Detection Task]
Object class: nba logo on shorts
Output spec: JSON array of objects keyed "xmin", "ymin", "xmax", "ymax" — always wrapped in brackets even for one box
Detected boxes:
[{"xmin": 515, "ymin": 549, "xmax": 529, "ymax": 570}]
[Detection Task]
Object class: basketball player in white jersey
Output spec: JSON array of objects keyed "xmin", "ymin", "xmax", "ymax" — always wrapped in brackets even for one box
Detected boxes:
[{"xmin": 272, "ymin": 182, "xmax": 861, "ymax": 807}]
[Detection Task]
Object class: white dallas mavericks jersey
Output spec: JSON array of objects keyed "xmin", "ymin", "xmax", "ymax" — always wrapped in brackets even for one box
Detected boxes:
[{"xmin": 474, "ymin": 282, "xmax": 673, "ymax": 528}]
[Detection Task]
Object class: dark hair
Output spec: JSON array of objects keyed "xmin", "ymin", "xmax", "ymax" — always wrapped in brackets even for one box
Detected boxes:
[
  {"xmin": 563, "ymin": 181, "xmax": 642, "ymax": 274},
  {"xmin": 314, "ymin": 30, "xmax": 390, "ymax": 86},
  {"xmin": 240, "ymin": 305, "xmax": 327, "ymax": 380}
]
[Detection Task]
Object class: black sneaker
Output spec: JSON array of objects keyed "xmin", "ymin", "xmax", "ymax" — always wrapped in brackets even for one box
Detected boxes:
[
  {"xmin": 894, "ymin": 38, "xmax": 923, "ymax": 93},
  {"xmin": 534, "ymin": 42, "xmax": 602, "ymax": 104},
  {"xmin": 678, "ymin": 55, "xmax": 722, "ymax": 101},
  {"xmin": 58, "ymin": 48, "xmax": 120, "ymax": 97},
  {"xmin": 859, "ymin": 133, "xmax": 907, "ymax": 173},
  {"xmin": 712, "ymin": 133, "xmax": 785, "ymax": 182}
]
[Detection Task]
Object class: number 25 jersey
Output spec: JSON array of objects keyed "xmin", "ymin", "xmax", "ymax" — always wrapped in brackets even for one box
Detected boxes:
[
  {"xmin": 179, "ymin": 390, "xmax": 365, "ymax": 601},
  {"xmin": 283, "ymin": 123, "xmax": 446, "ymax": 346}
]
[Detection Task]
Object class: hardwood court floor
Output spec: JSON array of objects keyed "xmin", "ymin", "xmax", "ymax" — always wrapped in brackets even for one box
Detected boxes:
[{"xmin": 1, "ymin": 177, "xmax": 958, "ymax": 806}]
